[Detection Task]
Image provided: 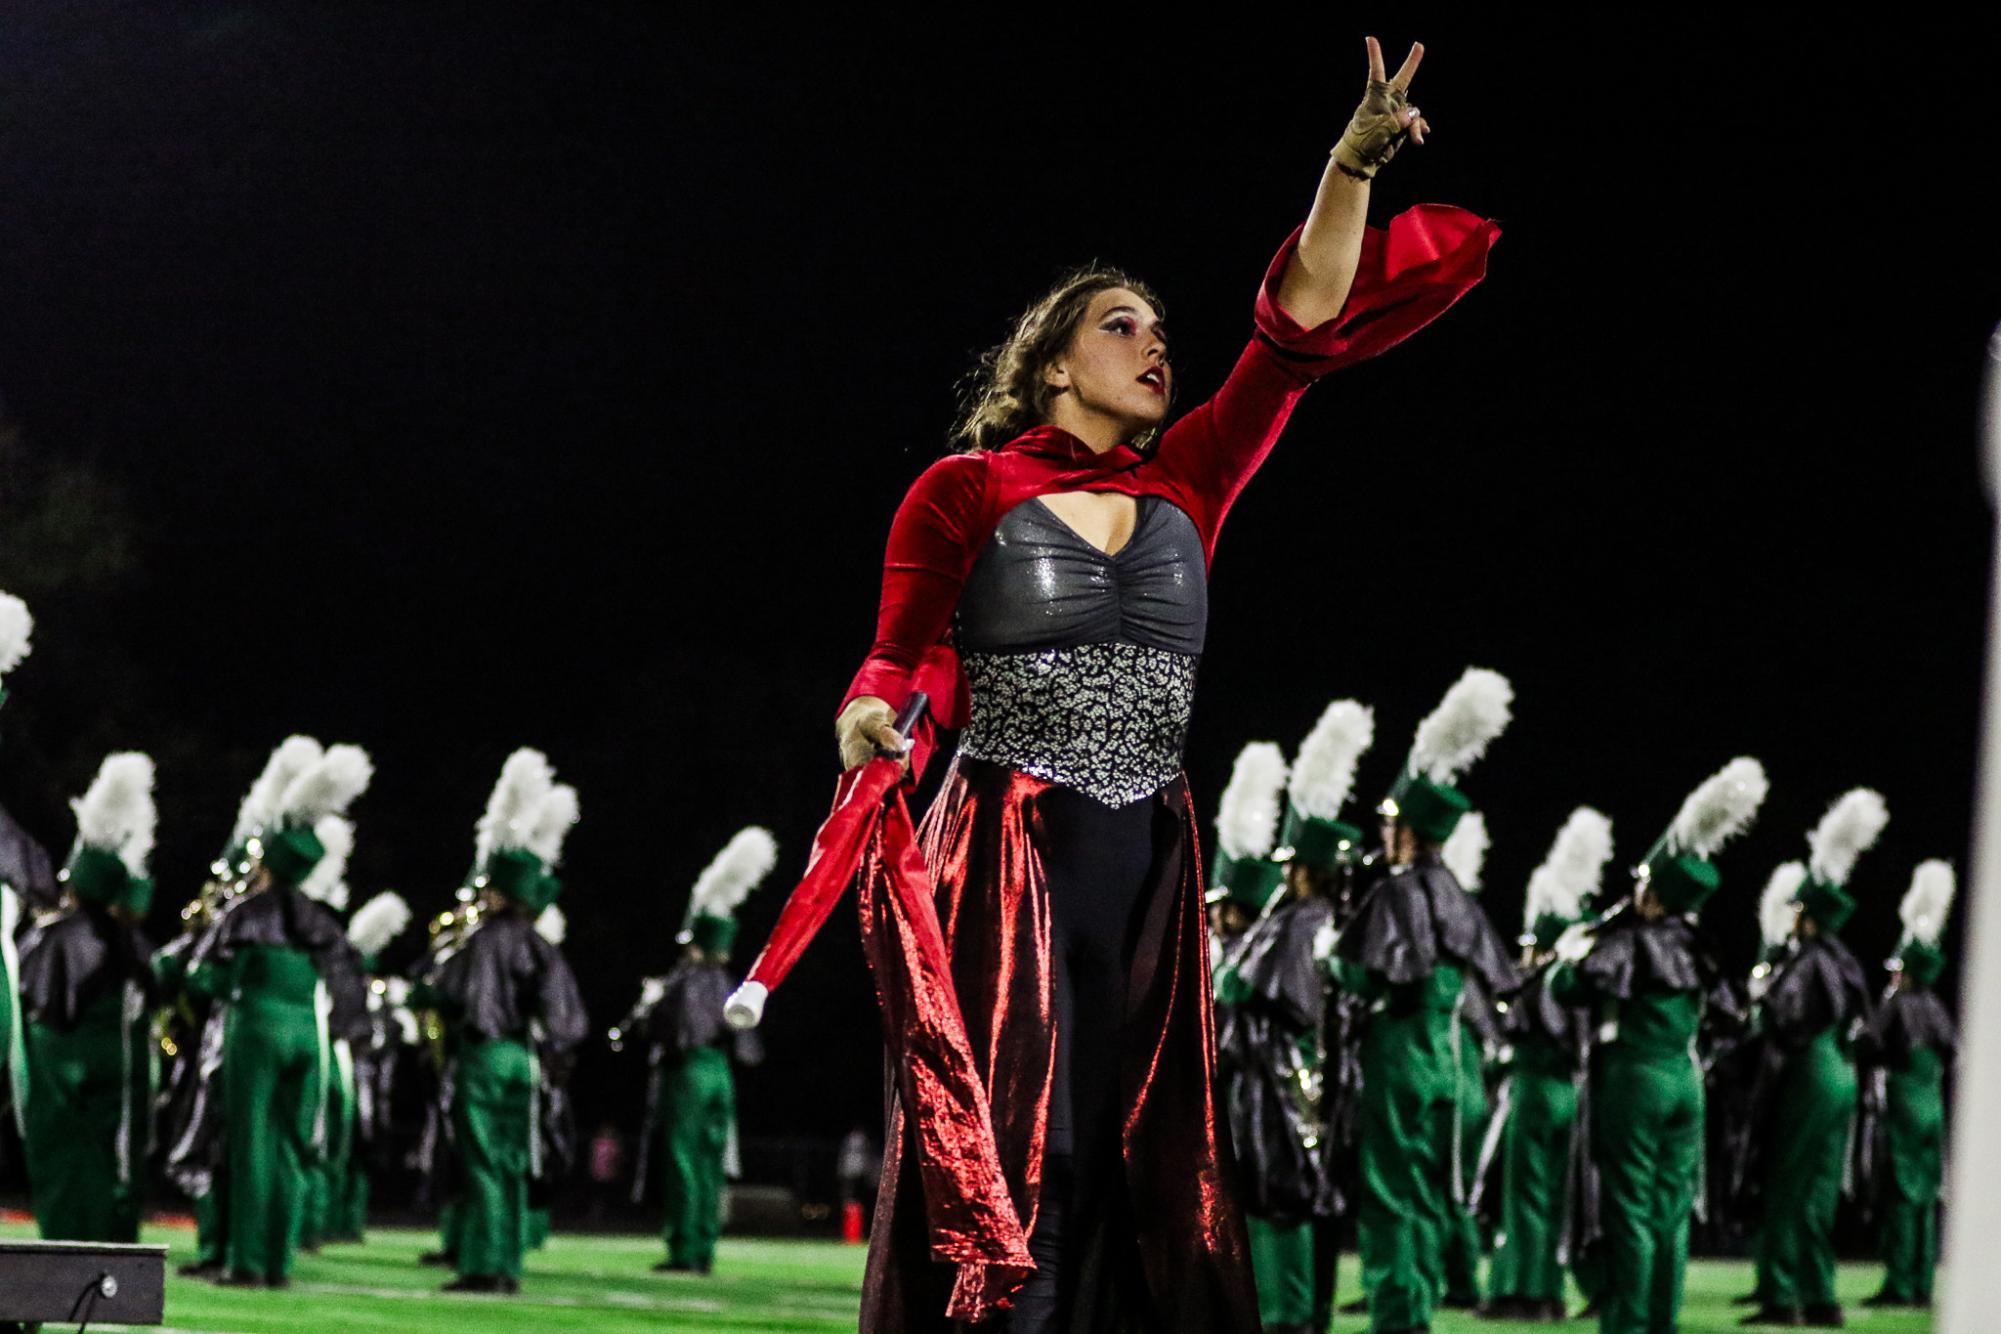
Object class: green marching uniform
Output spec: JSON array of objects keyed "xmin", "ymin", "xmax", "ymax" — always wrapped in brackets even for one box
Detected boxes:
[
  {"xmin": 17, "ymin": 753, "xmax": 160, "ymax": 1243},
  {"xmin": 1858, "ymin": 859, "xmax": 1955, "ymax": 1308},
  {"xmin": 333, "ymin": 891, "xmax": 415, "ymax": 1242},
  {"xmin": 192, "ymin": 742, "xmax": 373, "ymax": 1286},
  {"xmin": 1336, "ymin": 667, "xmax": 1520, "ymax": 1334},
  {"xmin": 1438, "ymin": 813, "xmax": 1498, "ymax": 1314},
  {"xmin": 429, "ymin": 849, "xmax": 587, "ymax": 1291},
  {"xmin": 1729, "ymin": 861, "xmax": 1809, "ymax": 1309},
  {"xmin": 1554, "ymin": 758, "xmax": 1766, "ymax": 1334},
  {"xmin": 1746, "ymin": 788, "xmax": 1886, "ymax": 1327},
  {"xmin": 1, "ymin": 881, "xmax": 24, "ymax": 1141},
  {"xmin": 1483, "ymin": 806, "xmax": 1612, "ymax": 1322},
  {"xmin": 629, "ymin": 825, "xmax": 777, "ymax": 1273}
]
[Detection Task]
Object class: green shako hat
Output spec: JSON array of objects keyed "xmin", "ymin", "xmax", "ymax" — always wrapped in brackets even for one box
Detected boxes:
[
  {"xmin": 1892, "ymin": 859, "xmax": 1954, "ymax": 987},
  {"xmin": 471, "ymin": 748, "xmax": 580, "ymax": 911},
  {"xmin": 253, "ymin": 743, "xmax": 373, "ymax": 887},
  {"xmin": 1636, "ymin": 757, "xmax": 1769, "ymax": 914},
  {"xmin": 678, "ymin": 826, "xmax": 779, "ymax": 957},
  {"xmin": 1379, "ymin": 667, "xmax": 1513, "ymax": 845},
  {"xmin": 225, "ymin": 735, "xmax": 325, "ymax": 882},
  {"xmin": 1522, "ymin": 807, "xmax": 1613, "ymax": 950},
  {"xmin": 1276, "ymin": 700, "xmax": 1374, "ymax": 873},
  {"xmin": 1756, "ymin": 861, "xmax": 1807, "ymax": 963},
  {"xmin": 0, "ymin": 589, "xmax": 33, "ymax": 718},
  {"xmin": 60, "ymin": 752, "xmax": 156, "ymax": 907},
  {"xmin": 1791, "ymin": 788, "xmax": 1889, "ymax": 936},
  {"xmin": 1209, "ymin": 742, "xmax": 1289, "ymax": 912}
]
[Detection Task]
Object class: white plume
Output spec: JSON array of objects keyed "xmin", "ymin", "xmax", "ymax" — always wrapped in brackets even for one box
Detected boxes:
[
  {"xmin": 71, "ymin": 752, "xmax": 157, "ymax": 875},
  {"xmin": 1666, "ymin": 757, "xmax": 1768, "ymax": 858},
  {"xmin": 1409, "ymin": 668, "xmax": 1514, "ymax": 784},
  {"xmin": 1524, "ymin": 807, "xmax": 1614, "ymax": 928},
  {"xmin": 1900, "ymin": 860, "xmax": 1956, "ymax": 949},
  {"xmin": 535, "ymin": 904, "xmax": 567, "ymax": 945},
  {"xmin": 348, "ymin": 891, "xmax": 412, "ymax": 956},
  {"xmin": 1806, "ymin": 788, "xmax": 1890, "ymax": 887},
  {"xmin": 527, "ymin": 784, "xmax": 580, "ymax": 867},
  {"xmin": 277, "ymin": 743, "xmax": 372, "ymax": 827},
  {"xmin": 1217, "ymin": 742, "xmax": 1289, "ymax": 860},
  {"xmin": 300, "ymin": 816, "xmax": 354, "ymax": 903},
  {"xmin": 688, "ymin": 826, "xmax": 779, "ymax": 919},
  {"xmin": 1442, "ymin": 811, "xmax": 1489, "ymax": 891},
  {"xmin": 1287, "ymin": 700, "xmax": 1374, "ymax": 821},
  {"xmin": 0, "ymin": 591, "xmax": 33, "ymax": 677},
  {"xmin": 477, "ymin": 748, "xmax": 554, "ymax": 860},
  {"xmin": 1759, "ymin": 861, "xmax": 1808, "ymax": 948},
  {"xmin": 232, "ymin": 735, "xmax": 323, "ymax": 848}
]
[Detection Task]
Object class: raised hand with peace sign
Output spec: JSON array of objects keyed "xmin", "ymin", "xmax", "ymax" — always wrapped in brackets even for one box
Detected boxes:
[{"xmin": 1333, "ymin": 35, "xmax": 1432, "ymax": 181}]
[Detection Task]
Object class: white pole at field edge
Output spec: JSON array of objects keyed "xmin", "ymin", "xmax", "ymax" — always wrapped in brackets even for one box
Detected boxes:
[{"xmin": 1941, "ymin": 323, "xmax": 2001, "ymax": 1333}]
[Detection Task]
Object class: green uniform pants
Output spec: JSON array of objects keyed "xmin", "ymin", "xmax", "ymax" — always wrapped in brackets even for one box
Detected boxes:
[
  {"xmin": 1874, "ymin": 1051, "xmax": 1944, "ymax": 1303},
  {"xmin": 661, "ymin": 1046, "xmax": 734, "ymax": 1267},
  {"xmin": 222, "ymin": 965, "xmax": 326, "ymax": 1280},
  {"xmin": 1488, "ymin": 1052, "xmax": 1578, "ymax": 1305},
  {"xmin": 23, "ymin": 992, "xmax": 146, "ymax": 1242},
  {"xmin": 1248, "ymin": 1214, "xmax": 1316, "ymax": 1328},
  {"xmin": 1592, "ymin": 1044, "xmax": 1702, "ymax": 1334},
  {"xmin": 1443, "ymin": 1015, "xmax": 1487, "ymax": 1304},
  {"xmin": 453, "ymin": 1037, "xmax": 535, "ymax": 1281},
  {"xmin": 1763, "ymin": 1032, "xmax": 1855, "ymax": 1309},
  {"xmin": 304, "ymin": 1039, "xmax": 357, "ymax": 1245},
  {"xmin": 1350, "ymin": 965, "xmax": 1461, "ymax": 1334}
]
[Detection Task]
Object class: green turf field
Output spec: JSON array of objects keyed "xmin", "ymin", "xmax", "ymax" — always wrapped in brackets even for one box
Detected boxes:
[{"xmin": 1, "ymin": 1220, "xmax": 1936, "ymax": 1332}]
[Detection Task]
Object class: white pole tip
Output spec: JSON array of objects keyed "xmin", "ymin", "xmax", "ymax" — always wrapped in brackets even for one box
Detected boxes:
[{"xmin": 724, "ymin": 980, "xmax": 768, "ymax": 1030}]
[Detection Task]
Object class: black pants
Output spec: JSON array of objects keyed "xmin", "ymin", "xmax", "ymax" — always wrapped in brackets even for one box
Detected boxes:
[{"xmin": 1003, "ymin": 784, "xmax": 1163, "ymax": 1334}]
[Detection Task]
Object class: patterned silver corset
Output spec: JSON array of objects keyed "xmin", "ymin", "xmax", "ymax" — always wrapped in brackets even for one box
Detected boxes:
[{"xmin": 957, "ymin": 642, "xmax": 1199, "ymax": 807}]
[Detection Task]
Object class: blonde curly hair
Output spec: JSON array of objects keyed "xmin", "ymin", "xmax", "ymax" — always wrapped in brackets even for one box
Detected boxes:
[{"xmin": 948, "ymin": 263, "xmax": 1169, "ymax": 455}]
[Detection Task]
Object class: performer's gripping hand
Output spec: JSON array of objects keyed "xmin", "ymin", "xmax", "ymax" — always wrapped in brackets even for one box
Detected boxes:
[
  {"xmin": 1332, "ymin": 35, "xmax": 1432, "ymax": 180},
  {"xmin": 1553, "ymin": 922, "xmax": 1596, "ymax": 966},
  {"xmin": 836, "ymin": 695, "xmax": 909, "ymax": 771}
]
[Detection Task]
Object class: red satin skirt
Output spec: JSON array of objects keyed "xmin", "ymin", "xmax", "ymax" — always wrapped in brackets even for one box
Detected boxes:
[{"xmin": 860, "ymin": 754, "xmax": 1258, "ymax": 1332}]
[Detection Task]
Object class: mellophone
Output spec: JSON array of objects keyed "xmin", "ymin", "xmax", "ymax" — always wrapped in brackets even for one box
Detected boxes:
[{"xmin": 0, "ymin": 1239, "xmax": 166, "ymax": 1329}]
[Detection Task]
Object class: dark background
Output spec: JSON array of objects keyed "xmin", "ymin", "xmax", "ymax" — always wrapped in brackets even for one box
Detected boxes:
[{"xmin": 0, "ymin": 8, "xmax": 1995, "ymax": 1164}]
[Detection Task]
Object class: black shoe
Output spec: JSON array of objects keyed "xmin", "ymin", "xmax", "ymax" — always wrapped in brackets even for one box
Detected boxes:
[
  {"xmin": 501, "ymin": 1276, "xmax": 520, "ymax": 1294},
  {"xmin": 443, "ymin": 1274, "xmax": 507, "ymax": 1293},
  {"xmin": 1860, "ymin": 1292, "xmax": 1908, "ymax": 1308},
  {"xmin": 211, "ymin": 1270, "xmax": 265, "ymax": 1287},
  {"xmin": 1476, "ymin": 1297, "xmax": 1526, "ymax": 1319},
  {"xmin": 1732, "ymin": 1291, "xmax": 1767, "ymax": 1306},
  {"xmin": 176, "ymin": 1260, "xmax": 222, "ymax": 1277},
  {"xmin": 1337, "ymin": 1296, "xmax": 1370, "ymax": 1314},
  {"xmin": 1800, "ymin": 1304, "xmax": 1844, "ymax": 1328},
  {"xmin": 265, "ymin": 1276, "xmax": 291, "ymax": 1290},
  {"xmin": 418, "ymin": 1250, "xmax": 456, "ymax": 1267},
  {"xmin": 1442, "ymin": 1294, "xmax": 1481, "ymax": 1310},
  {"xmin": 1739, "ymin": 1308, "xmax": 1806, "ymax": 1327},
  {"xmin": 1266, "ymin": 1324, "xmax": 1313, "ymax": 1334},
  {"xmin": 653, "ymin": 1258, "xmax": 701, "ymax": 1273}
]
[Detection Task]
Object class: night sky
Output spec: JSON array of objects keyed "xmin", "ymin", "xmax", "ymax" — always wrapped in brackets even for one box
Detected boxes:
[{"xmin": 0, "ymin": 10, "xmax": 1996, "ymax": 1151}]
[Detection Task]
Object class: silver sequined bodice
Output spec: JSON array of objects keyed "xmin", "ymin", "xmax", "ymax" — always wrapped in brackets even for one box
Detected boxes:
[{"xmin": 953, "ymin": 496, "xmax": 1207, "ymax": 806}]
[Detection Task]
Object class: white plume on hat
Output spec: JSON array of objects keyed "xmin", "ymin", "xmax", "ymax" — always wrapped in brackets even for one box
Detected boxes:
[
  {"xmin": 477, "ymin": 748, "xmax": 555, "ymax": 861},
  {"xmin": 348, "ymin": 891, "xmax": 413, "ymax": 957},
  {"xmin": 1442, "ymin": 811, "xmax": 1489, "ymax": 891},
  {"xmin": 1409, "ymin": 668, "xmax": 1513, "ymax": 784},
  {"xmin": 0, "ymin": 591, "xmax": 33, "ymax": 678},
  {"xmin": 688, "ymin": 826, "xmax": 779, "ymax": 922},
  {"xmin": 527, "ymin": 784, "xmax": 580, "ymax": 867},
  {"xmin": 1525, "ymin": 807, "xmax": 1614, "ymax": 929},
  {"xmin": 277, "ymin": 744, "xmax": 373, "ymax": 828},
  {"xmin": 233, "ymin": 735, "xmax": 323, "ymax": 849},
  {"xmin": 1759, "ymin": 861, "xmax": 1808, "ymax": 948},
  {"xmin": 300, "ymin": 816, "xmax": 355, "ymax": 904},
  {"xmin": 535, "ymin": 904, "xmax": 568, "ymax": 945},
  {"xmin": 1218, "ymin": 742, "xmax": 1288, "ymax": 860},
  {"xmin": 1288, "ymin": 701, "xmax": 1374, "ymax": 820},
  {"xmin": 1806, "ymin": 788, "xmax": 1890, "ymax": 887},
  {"xmin": 71, "ymin": 751, "xmax": 158, "ymax": 876},
  {"xmin": 1666, "ymin": 758, "xmax": 1768, "ymax": 858},
  {"xmin": 1899, "ymin": 860, "xmax": 1955, "ymax": 949}
]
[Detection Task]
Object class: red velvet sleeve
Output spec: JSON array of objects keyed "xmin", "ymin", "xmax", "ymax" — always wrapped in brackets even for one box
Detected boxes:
[
  {"xmin": 838, "ymin": 452, "xmax": 988, "ymax": 731},
  {"xmin": 1151, "ymin": 203, "xmax": 1500, "ymax": 556}
]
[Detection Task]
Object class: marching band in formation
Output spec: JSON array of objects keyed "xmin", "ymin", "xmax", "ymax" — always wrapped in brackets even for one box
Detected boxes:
[
  {"xmin": 0, "ymin": 586, "xmax": 1962, "ymax": 1328},
  {"xmin": 1209, "ymin": 669, "xmax": 1956, "ymax": 1333}
]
